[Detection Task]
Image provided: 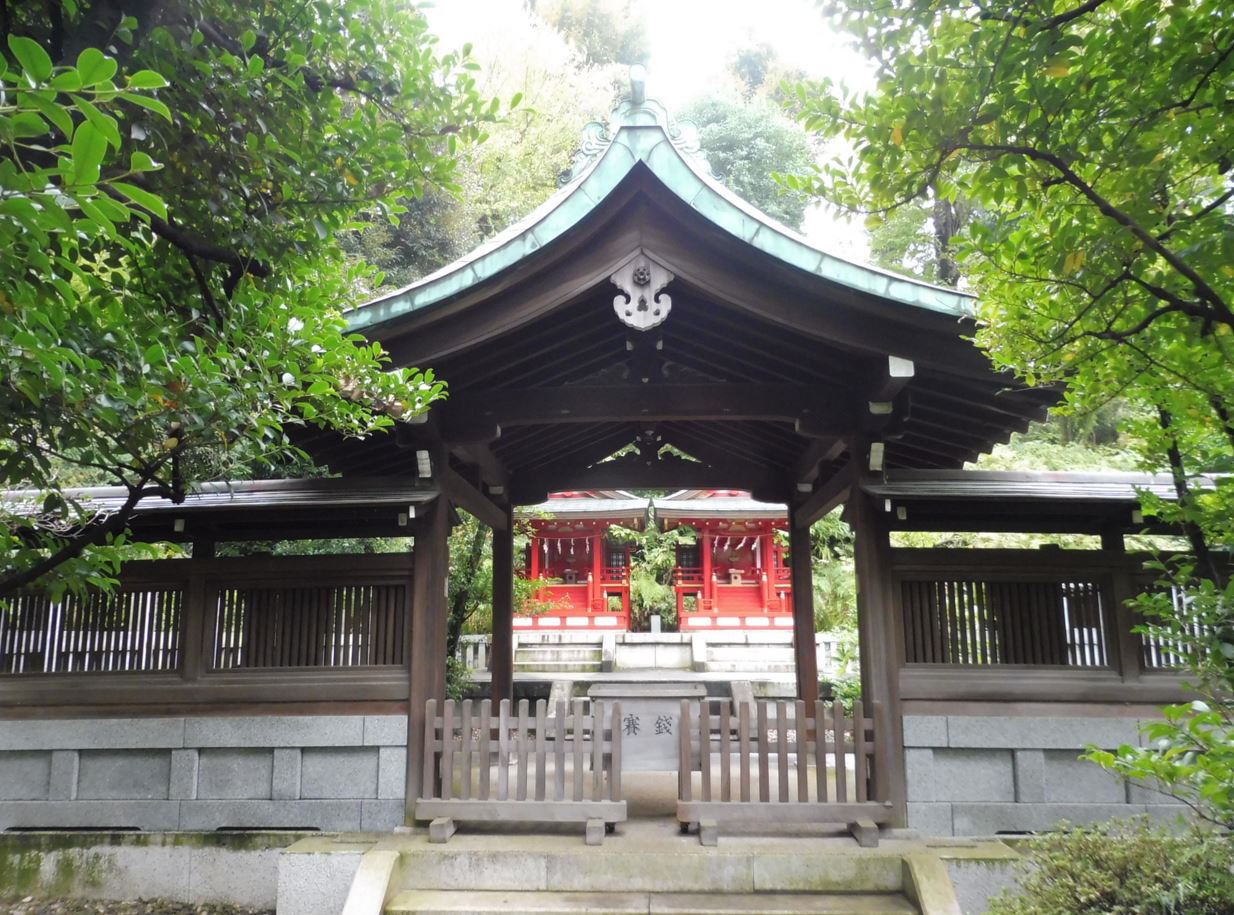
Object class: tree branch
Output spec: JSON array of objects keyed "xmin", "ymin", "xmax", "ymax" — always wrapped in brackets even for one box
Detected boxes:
[
  {"xmin": 101, "ymin": 185, "xmax": 271, "ymax": 279},
  {"xmin": 958, "ymin": 141, "xmax": 1234, "ymax": 322},
  {"xmin": 0, "ymin": 481, "xmax": 156, "ymax": 597}
]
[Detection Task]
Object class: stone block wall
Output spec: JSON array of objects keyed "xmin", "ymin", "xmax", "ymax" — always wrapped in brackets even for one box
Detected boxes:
[
  {"xmin": 0, "ymin": 715, "xmax": 407, "ymax": 831},
  {"xmin": 903, "ymin": 714, "xmax": 1184, "ymax": 836}
]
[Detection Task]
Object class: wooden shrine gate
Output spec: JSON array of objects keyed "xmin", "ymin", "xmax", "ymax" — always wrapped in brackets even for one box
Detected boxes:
[
  {"xmin": 677, "ymin": 698, "xmax": 890, "ymax": 846},
  {"xmin": 415, "ymin": 698, "xmax": 627, "ymax": 844},
  {"xmin": 415, "ymin": 696, "xmax": 888, "ymax": 845}
]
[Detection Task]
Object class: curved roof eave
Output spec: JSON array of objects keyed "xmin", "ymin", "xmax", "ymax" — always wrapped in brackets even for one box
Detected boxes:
[{"xmin": 346, "ymin": 119, "xmax": 976, "ymax": 334}]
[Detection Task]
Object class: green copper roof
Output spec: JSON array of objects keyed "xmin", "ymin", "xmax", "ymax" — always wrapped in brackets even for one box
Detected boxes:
[{"xmin": 347, "ymin": 78, "xmax": 975, "ymax": 333}]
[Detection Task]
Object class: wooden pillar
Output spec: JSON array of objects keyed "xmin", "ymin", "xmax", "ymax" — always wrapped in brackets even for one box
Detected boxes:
[
  {"xmin": 760, "ymin": 531, "xmax": 774, "ymax": 611},
  {"xmin": 406, "ymin": 495, "xmax": 449, "ymax": 818},
  {"xmin": 789, "ymin": 518, "xmax": 819, "ymax": 704},
  {"xmin": 491, "ymin": 505, "xmax": 515, "ymax": 706},
  {"xmin": 849, "ymin": 488, "xmax": 907, "ymax": 825},
  {"xmin": 529, "ymin": 529, "xmax": 541, "ymax": 581},
  {"xmin": 701, "ymin": 529, "xmax": 714, "ymax": 610},
  {"xmin": 1103, "ymin": 526, "xmax": 1143, "ymax": 682},
  {"xmin": 591, "ymin": 532, "xmax": 604, "ymax": 611}
]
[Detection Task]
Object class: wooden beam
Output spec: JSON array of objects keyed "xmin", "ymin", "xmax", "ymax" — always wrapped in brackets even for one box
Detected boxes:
[
  {"xmin": 849, "ymin": 486, "xmax": 906, "ymax": 827},
  {"xmin": 442, "ymin": 467, "xmax": 508, "ymax": 532},
  {"xmin": 451, "ymin": 441, "xmax": 508, "ymax": 492},
  {"xmin": 510, "ymin": 455, "xmax": 786, "ymax": 505},
  {"xmin": 792, "ymin": 460, "xmax": 854, "ymax": 527},
  {"xmin": 490, "ymin": 505, "xmax": 515, "ymax": 706},
  {"xmin": 792, "ymin": 438, "xmax": 847, "ymax": 486},
  {"xmin": 407, "ymin": 496, "xmax": 449, "ymax": 818},
  {"xmin": 868, "ymin": 355, "xmax": 915, "ymax": 406},
  {"xmin": 438, "ymin": 384, "xmax": 857, "ymax": 435},
  {"xmin": 790, "ymin": 520, "xmax": 819, "ymax": 704}
]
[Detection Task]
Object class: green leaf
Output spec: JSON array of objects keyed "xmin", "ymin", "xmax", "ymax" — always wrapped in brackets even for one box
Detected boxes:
[
  {"xmin": 8, "ymin": 35, "xmax": 53, "ymax": 82},
  {"xmin": 68, "ymin": 119, "xmax": 107, "ymax": 187},
  {"xmin": 126, "ymin": 69, "xmax": 169, "ymax": 90},
  {"xmin": 111, "ymin": 181, "xmax": 168, "ymax": 219},
  {"xmin": 70, "ymin": 94, "xmax": 122, "ymax": 150},
  {"xmin": 50, "ymin": 70, "xmax": 83, "ymax": 92},
  {"xmin": 76, "ymin": 47, "xmax": 118, "ymax": 86},
  {"xmin": 9, "ymin": 111, "xmax": 50, "ymax": 138},
  {"xmin": 23, "ymin": 90, "xmax": 74, "ymax": 137},
  {"xmin": 119, "ymin": 92, "xmax": 172, "ymax": 122},
  {"xmin": 129, "ymin": 151, "xmax": 160, "ymax": 172}
]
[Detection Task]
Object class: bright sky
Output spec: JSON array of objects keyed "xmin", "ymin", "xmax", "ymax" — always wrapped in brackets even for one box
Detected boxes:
[{"xmin": 427, "ymin": 0, "xmax": 873, "ymax": 256}]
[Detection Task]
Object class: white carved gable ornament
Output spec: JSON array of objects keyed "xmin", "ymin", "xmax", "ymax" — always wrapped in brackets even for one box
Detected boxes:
[{"xmin": 611, "ymin": 254, "xmax": 674, "ymax": 331}]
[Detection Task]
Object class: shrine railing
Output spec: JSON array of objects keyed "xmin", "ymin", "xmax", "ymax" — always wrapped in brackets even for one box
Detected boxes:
[
  {"xmin": 416, "ymin": 697, "xmax": 626, "ymax": 843},
  {"xmin": 0, "ymin": 554, "xmax": 413, "ymax": 711},
  {"xmin": 677, "ymin": 698, "xmax": 889, "ymax": 846},
  {"xmin": 601, "ymin": 566, "xmax": 629, "ymax": 584},
  {"xmin": 892, "ymin": 549, "xmax": 1190, "ymax": 703},
  {"xmin": 674, "ymin": 567, "xmax": 705, "ymax": 585}
]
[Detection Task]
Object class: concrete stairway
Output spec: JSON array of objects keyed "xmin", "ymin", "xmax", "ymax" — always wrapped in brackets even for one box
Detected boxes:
[
  {"xmin": 379, "ymin": 828, "xmax": 926, "ymax": 915},
  {"xmin": 513, "ymin": 635, "xmax": 604, "ymax": 674},
  {"xmin": 702, "ymin": 640, "xmax": 795, "ymax": 673},
  {"xmin": 386, "ymin": 889, "xmax": 916, "ymax": 913}
]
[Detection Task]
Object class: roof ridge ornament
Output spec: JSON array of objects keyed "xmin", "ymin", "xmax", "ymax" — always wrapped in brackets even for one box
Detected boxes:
[
  {"xmin": 611, "ymin": 249, "xmax": 673, "ymax": 331},
  {"xmin": 564, "ymin": 65, "xmax": 712, "ymax": 184}
]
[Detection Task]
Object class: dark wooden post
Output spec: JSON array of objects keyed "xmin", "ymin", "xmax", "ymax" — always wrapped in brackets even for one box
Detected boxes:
[
  {"xmin": 789, "ymin": 516, "xmax": 820, "ymax": 704},
  {"xmin": 406, "ymin": 495, "xmax": 449, "ymax": 819},
  {"xmin": 1103, "ymin": 527, "xmax": 1143, "ymax": 682},
  {"xmin": 849, "ymin": 488, "xmax": 907, "ymax": 825},
  {"xmin": 491, "ymin": 505, "xmax": 515, "ymax": 706}
]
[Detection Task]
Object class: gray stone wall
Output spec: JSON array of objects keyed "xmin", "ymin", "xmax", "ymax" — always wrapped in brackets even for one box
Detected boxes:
[
  {"xmin": 0, "ymin": 715, "xmax": 407, "ymax": 831},
  {"xmin": 903, "ymin": 714, "xmax": 1183, "ymax": 836}
]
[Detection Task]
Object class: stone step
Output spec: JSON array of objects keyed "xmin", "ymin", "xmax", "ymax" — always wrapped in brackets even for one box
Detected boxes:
[
  {"xmin": 514, "ymin": 647, "xmax": 604, "ymax": 661},
  {"xmin": 386, "ymin": 890, "xmax": 917, "ymax": 914},
  {"xmin": 394, "ymin": 847, "xmax": 905, "ymax": 895},
  {"xmin": 704, "ymin": 660, "xmax": 796, "ymax": 673},
  {"xmin": 515, "ymin": 633, "xmax": 606, "ymax": 644},
  {"xmin": 513, "ymin": 661, "xmax": 603, "ymax": 673}
]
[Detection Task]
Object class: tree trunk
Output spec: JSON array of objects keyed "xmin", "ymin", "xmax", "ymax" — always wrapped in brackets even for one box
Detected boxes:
[{"xmin": 931, "ymin": 189, "xmax": 967, "ymax": 288}]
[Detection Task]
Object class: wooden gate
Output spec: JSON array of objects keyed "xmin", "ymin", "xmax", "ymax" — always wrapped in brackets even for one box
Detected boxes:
[
  {"xmin": 677, "ymin": 698, "xmax": 891, "ymax": 845},
  {"xmin": 416, "ymin": 698, "xmax": 627, "ymax": 843}
]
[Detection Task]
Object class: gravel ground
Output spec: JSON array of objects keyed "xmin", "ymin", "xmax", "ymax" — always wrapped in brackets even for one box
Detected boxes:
[{"xmin": 0, "ymin": 901, "xmax": 272, "ymax": 915}]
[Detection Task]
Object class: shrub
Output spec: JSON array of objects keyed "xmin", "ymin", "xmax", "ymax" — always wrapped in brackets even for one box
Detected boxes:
[{"xmin": 988, "ymin": 818, "xmax": 1234, "ymax": 915}]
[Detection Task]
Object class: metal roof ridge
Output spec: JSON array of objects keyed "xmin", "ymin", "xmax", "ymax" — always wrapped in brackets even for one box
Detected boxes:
[{"xmin": 344, "ymin": 76, "xmax": 976, "ymax": 334}]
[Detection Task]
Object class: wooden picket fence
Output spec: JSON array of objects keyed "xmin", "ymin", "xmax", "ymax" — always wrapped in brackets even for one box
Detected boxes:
[
  {"xmin": 415, "ymin": 698, "xmax": 627, "ymax": 843},
  {"xmin": 677, "ymin": 698, "xmax": 891, "ymax": 845}
]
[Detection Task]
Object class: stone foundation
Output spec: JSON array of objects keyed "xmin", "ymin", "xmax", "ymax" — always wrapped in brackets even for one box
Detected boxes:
[
  {"xmin": 903, "ymin": 714, "xmax": 1184, "ymax": 836},
  {"xmin": 0, "ymin": 715, "xmax": 407, "ymax": 832}
]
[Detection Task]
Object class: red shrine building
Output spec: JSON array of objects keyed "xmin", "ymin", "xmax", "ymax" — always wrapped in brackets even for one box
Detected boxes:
[
  {"xmin": 515, "ymin": 491, "xmax": 646, "ymax": 630},
  {"xmin": 656, "ymin": 490, "xmax": 793, "ymax": 631}
]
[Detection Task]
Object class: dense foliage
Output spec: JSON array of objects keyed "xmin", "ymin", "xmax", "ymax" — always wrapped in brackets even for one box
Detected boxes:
[
  {"xmin": 680, "ymin": 94, "xmax": 814, "ymax": 230},
  {"xmin": 1, "ymin": 0, "xmax": 492, "ymax": 597},
  {"xmin": 988, "ymin": 819, "xmax": 1234, "ymax": 915}
]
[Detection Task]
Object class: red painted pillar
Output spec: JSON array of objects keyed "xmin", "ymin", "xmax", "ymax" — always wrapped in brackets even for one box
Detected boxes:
[
  {"xmin": 760, "ymin": 532, "xmax": 773, "ymax": 611},
  {"xmin": 529, "ymin": 531, "xmax": 541, "ymax": 582},
  {"xmin": 591, "ymin": 532, "xmax": 604, "ymax": 612},
  {"xmin": 701, "ymin": 528, "xmax": 714, "ymax": 612}
]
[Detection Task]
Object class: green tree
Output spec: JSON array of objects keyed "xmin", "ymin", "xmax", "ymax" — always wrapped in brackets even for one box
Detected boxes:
[
  {"xmin": 532, "ymin": 0, "xmax": 649, "ymax": 66},
  {"xmin": 345, "ymin": 2, "xmax": 618, "ymax": 288},
  {"xmin": 789, "ymin": 0, "xmax": 1234, "ymax": 826},
  {"xmin": 680, "ymin": 94, "xmax": 815, "ymax": 230},
  {"xmin": 1, "ymin": 1, "xmax": 492, "ymax": 597}
]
